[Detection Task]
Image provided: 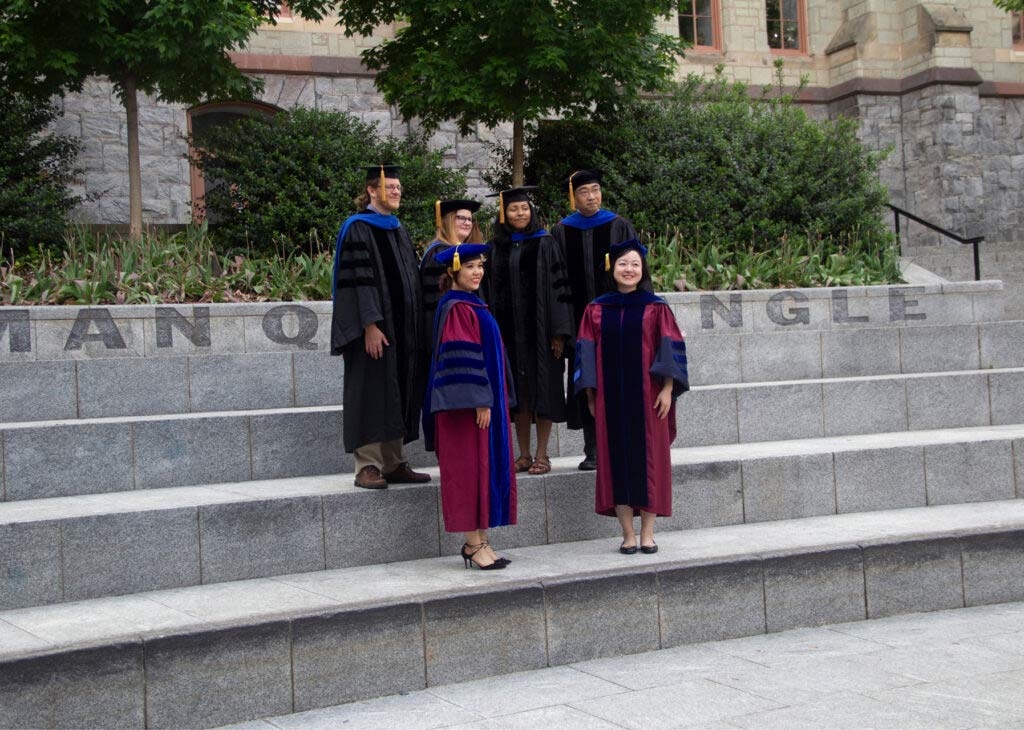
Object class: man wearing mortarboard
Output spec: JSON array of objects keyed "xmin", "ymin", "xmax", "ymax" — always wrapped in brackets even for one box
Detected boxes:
[
  {"xmin": 330, "ymin": 165, "xmax": 431, "ymax": 489},
  {"xmin": 550, "ymin": 169, "xmax": 639, "ymax": 471}
]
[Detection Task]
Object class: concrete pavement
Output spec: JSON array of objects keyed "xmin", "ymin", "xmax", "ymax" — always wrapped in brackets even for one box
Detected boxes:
[{"xmin": 221, "ymin": 601, "xmax": 1024, "ymax": 729}]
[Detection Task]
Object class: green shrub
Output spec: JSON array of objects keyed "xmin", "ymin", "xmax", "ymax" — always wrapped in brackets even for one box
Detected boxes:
[
  {"xmin": 0, "ymin": 92, "xmax": 81, "ymax": 258},
  {"xmin": 190, "ymin": 107, "xmax": 468, "ymax": 252},
  {"xmin": 488, "ymin": 64, "xmax": 898, "ymax": 286}
]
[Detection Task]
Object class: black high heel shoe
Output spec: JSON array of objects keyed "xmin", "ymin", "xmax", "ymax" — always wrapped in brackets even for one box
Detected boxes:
[
  {"xmin": 461, "ymin": 543, "xmax": 507, "ymax": 570},
  {"xmin": 481, "ymin": 540, "xmax": 511, "ymax": 565}
]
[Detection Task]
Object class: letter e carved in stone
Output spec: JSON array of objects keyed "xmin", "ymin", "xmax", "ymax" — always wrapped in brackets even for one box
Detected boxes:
[{"xmin": 889, "ymin": 287, "xmax": 927, "ymax": 322}]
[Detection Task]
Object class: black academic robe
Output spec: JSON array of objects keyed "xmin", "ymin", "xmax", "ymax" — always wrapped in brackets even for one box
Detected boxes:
[
  {"xmin": 551, "ymin": 210, "xmax": 637, "ymax": 428},
  {"xmin": 331, "ymin": 211, "xmax": 424, "ymax": 451},
  {"xmin": 418, "ymin": 239, "xmax": 450, "ymax": 354},
  {"xmin": 482, "ymin": 229, "xmax": 574, "ymax": 422}
]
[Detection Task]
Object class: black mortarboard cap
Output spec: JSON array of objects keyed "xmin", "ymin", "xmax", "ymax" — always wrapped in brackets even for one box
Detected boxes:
[
  {"xmin": 434, "ymin": 199, "xmax": 482, "ymax": 228},
  {"xmin": 363, "ymin": 164, "xmax": 402, "ymax": 182},
  {"xmin": 563, "ymin": 170, "xmax": 602, "ymax": 211},
  {"xmin": 605, "ymin": 238, "xmax": 648, "ymax": 271},
  {"xmin": 485, "ymin": 186, "xmax": 539, "ymax": 223}
]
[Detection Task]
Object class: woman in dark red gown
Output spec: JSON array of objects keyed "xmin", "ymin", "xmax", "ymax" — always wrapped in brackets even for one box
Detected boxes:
[
  {"xmin": 574, "ymin": 240, "xmax": 689, "ymax": 554},
  {"xmin": 423, "ymin": 243, "xmax": 517, "ymax": 570}
]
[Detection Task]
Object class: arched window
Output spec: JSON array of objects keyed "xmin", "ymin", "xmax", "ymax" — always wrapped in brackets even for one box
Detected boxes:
[
  {"xmin": 679, "ymin": 0, "xmax": 721, "ymax": 51},
  {"xmin": 766, "ymin": 0, "xmax": 807, "ymax": 53},
  {"xmin": 187, "ymin": 101, "xmax": 281, "ymax": 221}
]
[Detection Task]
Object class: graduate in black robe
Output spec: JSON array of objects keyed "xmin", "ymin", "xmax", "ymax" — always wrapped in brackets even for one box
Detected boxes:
[
  {"xmin": 419, "ymin": 198, "xmax": 484, "ymax": 360},
  {"xmin": 550, "ymin": 169, "xmax": 638, "ymax": 471},
  {"xmin": 482, "ymin": 186, "xmax": 574, "ymax": 476},
  {"xmin": 331, "ymin": 164, "xmax": 430, "ymax": 489}
]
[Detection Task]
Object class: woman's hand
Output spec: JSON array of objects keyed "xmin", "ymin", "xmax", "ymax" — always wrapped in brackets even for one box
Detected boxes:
[
  {"xmin": 364, "ymin": 323, "xmax": 389, "ymax": 359},
  {"xmin": 586, "ymin": 389, "xmax": 596, "ymax": 417},
  {"xmin": 476, "ymin": 407, "xmax": 491, "ymax": 429},
  {"xmin": 654, "ymin": 381, "xmax": 673, "ymax": 419},
  {"xmin": 551, "ymin": 335, "xmax": 564, "ymax": 359}
]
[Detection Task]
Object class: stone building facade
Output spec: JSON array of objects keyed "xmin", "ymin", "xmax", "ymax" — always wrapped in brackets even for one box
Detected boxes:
[{"xmin": 56, "ymin": 1, "xmax": 1023, "ymax": 302}]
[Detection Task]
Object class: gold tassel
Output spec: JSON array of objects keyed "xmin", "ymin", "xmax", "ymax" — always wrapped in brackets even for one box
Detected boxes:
[
  {"xmin": 452, "ymin": 245, "xmax": 461, "ymax": 272},
  {"xmin": 604, "ymin": 252, "xmax": 611, "ymax": 271},
  {"xmin": 379, "ymin": 165, "xmax": 387, "ymax": 206},
  {"xmin": 498, "ymin": 192, "xmax": 505, "ymax": 224},
  {"xmin": 434, "ymin": 199, "xmax": 441, "ymax": 229},
  {"xmin": 568, "ymin": 171, "xmax": 576, "ymax": 212}
]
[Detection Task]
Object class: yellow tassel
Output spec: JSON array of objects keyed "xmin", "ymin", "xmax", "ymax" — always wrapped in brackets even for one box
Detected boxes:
[
  {"xmin": 499, "ymin": 192, "xmax": 505, "ymax": 224},
  {"xmin": 452, "ymin": 246, "xmax": 461, "ymax": 272},
  {"xmin": 379, "ymin": 165, "xmax": 387, "ymax": 206},
  {"xmin": 568, "ymin": 171, "xmax": 576, "ymax": 212},
  {"xmin": 434, "ymin": 199, "xmax": 441, "ymax": 229},
  {"xmin": 604, "ymin": 253, "xmax": 611, "ymax": 271}
]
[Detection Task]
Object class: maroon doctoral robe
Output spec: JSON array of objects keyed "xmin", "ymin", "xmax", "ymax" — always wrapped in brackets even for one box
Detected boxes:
[
  {"xmin": 574, "ymin": 290, "xmax": 689, "ymax": 516},
  {"xmin": 425, "ymin": 292, "xmax": 517, "ymax": 532}
]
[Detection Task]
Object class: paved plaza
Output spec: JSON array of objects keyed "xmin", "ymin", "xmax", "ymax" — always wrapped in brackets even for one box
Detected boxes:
[{"xmin": 223, "ymin": 602, "xmax": 1024, "ymax": 729}]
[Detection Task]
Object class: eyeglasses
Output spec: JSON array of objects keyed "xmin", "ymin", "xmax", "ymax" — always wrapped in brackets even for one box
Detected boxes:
[
  {"xmin": 382, "ymin": 185, "xmax": 402, "ymax": 193},
  {"xmin": 454, "ymin": 215, "xmax": 474, "ymax": 223}
]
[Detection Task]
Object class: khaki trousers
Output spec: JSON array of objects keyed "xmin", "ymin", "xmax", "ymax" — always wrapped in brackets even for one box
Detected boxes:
[{"xmin": 354, "ymin": 438, "xmax": 405, "ymax": 474}]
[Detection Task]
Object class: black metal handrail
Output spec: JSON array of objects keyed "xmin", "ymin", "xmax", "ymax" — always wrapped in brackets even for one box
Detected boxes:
[{"xmin": 888, "ymin": 203, "xmax": 984, "ymax": 281}]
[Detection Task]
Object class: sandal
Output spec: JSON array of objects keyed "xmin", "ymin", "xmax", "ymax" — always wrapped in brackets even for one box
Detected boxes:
[
  {"xmin": 527, "ymin": 456, "xmax": 551, "ymax": 475},
  {"xmin": 514, "ymin": 455, "xmax": 533, "ymax": 473}
]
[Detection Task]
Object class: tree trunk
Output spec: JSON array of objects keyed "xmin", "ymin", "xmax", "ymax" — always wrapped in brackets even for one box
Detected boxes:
[
  {"xmin": 122, "ymin": 76, "xmax": 143, "ymax": 242},
  {"xmin": 512, "ymin": 117, "xmax": 524, "ymax": 187}
]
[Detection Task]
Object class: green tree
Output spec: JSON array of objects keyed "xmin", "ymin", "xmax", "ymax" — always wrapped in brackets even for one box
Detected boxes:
[
  {"xmin": 0, "ymin": 0, "xmax": 331, "ymax": 241},
  {"xmin": 994, "ymin": 0, "xmax": 1023, "ymax": 12},
  {"xmin": 0, "ymin": 91, "xmax": 81, "ymax": 257},
  {"xmin": 335, "ymin": 0, "xmax": 684, "ymax": 186},
  {"xmin": 190, "ymin": 107, "xmax": 467, "ymax": 251}
]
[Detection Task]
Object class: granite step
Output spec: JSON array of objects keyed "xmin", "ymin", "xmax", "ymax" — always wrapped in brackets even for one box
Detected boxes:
[
  {"xmin": 1, "ymin": 424, "xmax": 1021, "ymax": 611},
  {"xmin": 3, "ymin": 500, "xmax": 1024, "ymax": 728},
  {"xmin": 3, "ymin": 363, "xmax": 1024, "ymax": 502},
  {"xmin": 2, "ymin": 320, "xmax": 1023, "ymax": 423}
]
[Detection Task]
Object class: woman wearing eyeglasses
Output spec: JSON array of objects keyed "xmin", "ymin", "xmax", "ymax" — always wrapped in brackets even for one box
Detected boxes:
[{"xmin": 420, "ymin": 199, "xmax": 485, "ymax": 349}]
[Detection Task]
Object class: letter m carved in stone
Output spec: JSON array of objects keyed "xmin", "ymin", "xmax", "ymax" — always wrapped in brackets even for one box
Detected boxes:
[{"xmin": 0, "ymin": 310, "xmax": 31, "ymax": 352}]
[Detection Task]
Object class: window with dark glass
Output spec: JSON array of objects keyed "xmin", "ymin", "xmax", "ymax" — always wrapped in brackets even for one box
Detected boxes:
[
  {"xmin": 1013, "ymin": 11, "xmax": 1023, "ymax": 47},
  {"xmin": 679, "ymin": 0, "xmax": 717, "ymax": 49},
  {"xmin": 766, "ymin": 0, "xmax": 803, "ymax": 51}
]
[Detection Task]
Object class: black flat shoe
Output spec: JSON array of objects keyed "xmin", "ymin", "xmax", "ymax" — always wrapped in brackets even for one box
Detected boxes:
[
  {"xmin": 640, "ymin": 543, "xmax": 658, "ymax": 554},
  {"xmin": 578, "ymin": 459, "xmax": 597, "ymax": 471},
  {"xmin": 619, "ymin": 542, "xmax": 638, "ymax": 555}
]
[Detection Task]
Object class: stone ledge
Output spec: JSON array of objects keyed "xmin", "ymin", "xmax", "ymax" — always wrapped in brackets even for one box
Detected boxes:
[{"xmin": 2, "ymin": 502, "xmax": 1024, "ymax": 727}]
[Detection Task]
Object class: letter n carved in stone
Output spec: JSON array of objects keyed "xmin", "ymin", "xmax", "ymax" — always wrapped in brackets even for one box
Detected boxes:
[
  {"xmin": 700, "ymin": 293, "xmax": 743, "ymax": 330},
  {"xmin": 156, "ymin": 307, "xmax": 211, "ymax": 348}
]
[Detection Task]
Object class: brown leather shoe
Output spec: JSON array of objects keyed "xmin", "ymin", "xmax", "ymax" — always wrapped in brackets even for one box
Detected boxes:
[
  {"xmin": 354, "ymin": 465, "xmax": 387, "ymax": 489},
  {"xmin": 383, "ymin": 462, "xmax": 431, "ymax": 484}
]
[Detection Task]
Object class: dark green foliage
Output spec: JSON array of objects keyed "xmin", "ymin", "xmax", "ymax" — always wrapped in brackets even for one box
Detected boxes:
[
  {"xmin": 0, "ymin": 92, "xmax": 80, "ymax": 258},
  {"xmin": 489, "ymin": 67, "xmax": 898, "ymax": 288},
  {"xmin": 189, "ymin": 107, "xmax": 468, "ymax": 251}
]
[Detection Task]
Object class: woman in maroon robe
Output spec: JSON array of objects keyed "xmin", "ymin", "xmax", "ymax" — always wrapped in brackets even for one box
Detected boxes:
[
  {"xmin": 574, "ymin": 240, "xmax": 689, "ymax": 554},
  {"xmin": 423, "ymin": 243, "xmax": 517, "ymax": 570}
]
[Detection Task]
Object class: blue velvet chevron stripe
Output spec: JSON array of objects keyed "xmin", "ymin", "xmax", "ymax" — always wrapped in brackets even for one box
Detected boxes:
[
  {"xmin": 573, "ymin": 338, "xmax": 597, "ymax": 393},
  {"xmin": 510, "ymin": 229, "xmax": 549, "ymax": 242},
  {"xmin": 559, "ymin": 209, "xmax": 618, "ymax": 230},
  {"xmin": 651, "ymin": 337, "xmax": 690, "ymax": 396},
  {"xmin": 421, "ymin": 291, "xmax": 515, "ymax": 527},
  {"xmin": 331, "ymin": 212, "xmax": 401, "ymax": 298}
]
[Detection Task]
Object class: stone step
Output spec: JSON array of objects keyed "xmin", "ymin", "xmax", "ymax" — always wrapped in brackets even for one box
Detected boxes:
[
  {"xmin": 4, "ymin": 364, "xmax": 1024, "ymax": 503},
  {"xmin": 3, "ymin": 320, "xmax": 1024, "ymax": 424},
  {"xmin": 2, "ymin": 424, "xmax": 1021, "ymax": 611},
  {"xmin": 2, "ymin": 500, "xmax": 1024, "ymax": 728},
  {"xmin": 3, "ymin": 318, "xmax": 1022, "ymax": 425}
]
